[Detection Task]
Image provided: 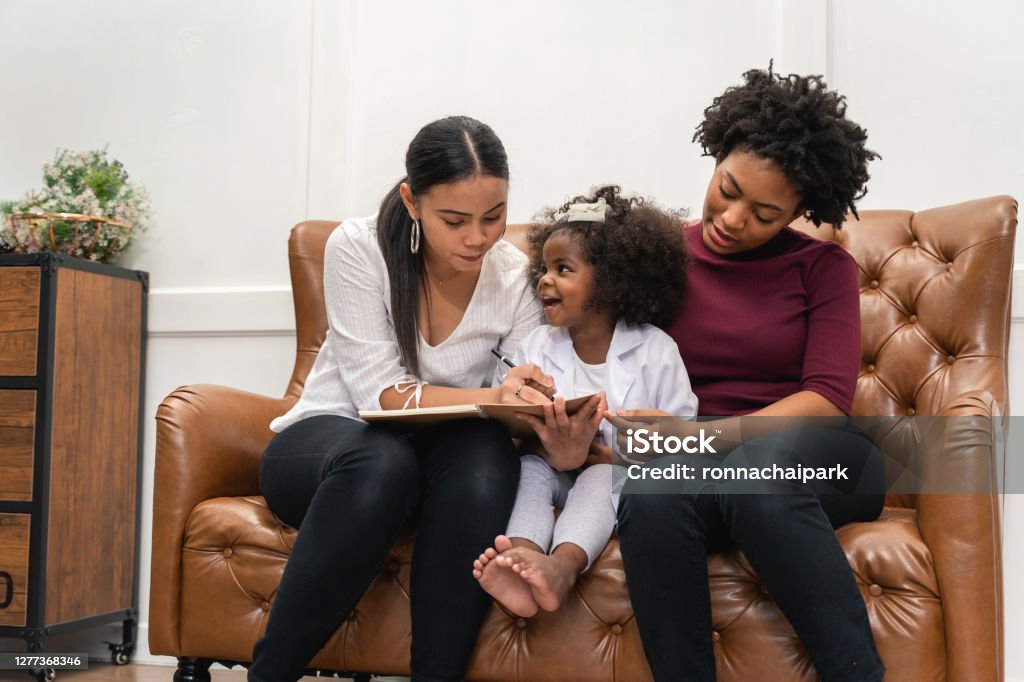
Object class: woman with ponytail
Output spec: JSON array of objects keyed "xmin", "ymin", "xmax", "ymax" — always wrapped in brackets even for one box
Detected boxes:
[{"xmin": 250, "ymin": 116, "xmax": 581, "ymax": 682}]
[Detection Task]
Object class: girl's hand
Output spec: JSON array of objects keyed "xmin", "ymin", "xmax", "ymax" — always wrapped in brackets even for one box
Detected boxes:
[
  {"xmin": 585, "ymin": 441, "xmax": 615, "ymax": 466},
  {"xmin": 517, "ymin": 392, "xmax": 607, "ymax": 471},
  {"xmin": 499, "ymin": 364, "xmax": 556, "ymax": 404}
]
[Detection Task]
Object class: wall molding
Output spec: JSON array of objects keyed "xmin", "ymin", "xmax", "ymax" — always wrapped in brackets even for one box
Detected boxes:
[
  {"xmin": 147, "ymin": 267, "xmax": 1024, "ymax": 339},
  {"xmin": 774, "ymin": 0, "xmax": 830, "ymax": 78},
  {"xmin": 148, "ymin": 286, "xmax": 295, "ymax": 337}
]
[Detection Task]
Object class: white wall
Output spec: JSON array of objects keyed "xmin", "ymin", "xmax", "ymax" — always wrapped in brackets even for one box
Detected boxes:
[
  {"xmin": 1, "ymin": 0, "xmax": 1022, "ymax": 675},
  {"xmin": 830, "ymin": 0, "xmax": 1024, "ymax": 213},
  {"xmin": 828, "ymin": 2, "xmax": 1024, "ymax": 675}
]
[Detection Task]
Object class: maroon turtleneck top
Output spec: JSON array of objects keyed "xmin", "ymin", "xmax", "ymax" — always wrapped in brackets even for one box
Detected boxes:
[{"xmin": 665, "ymin": 223, "xmax": 860, "ymax": 417}]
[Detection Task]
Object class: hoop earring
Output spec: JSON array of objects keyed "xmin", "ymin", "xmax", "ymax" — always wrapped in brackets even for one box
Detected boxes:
[{"xmin": 410, "ymin": 219, "xmax": 421, "ymax": 254}]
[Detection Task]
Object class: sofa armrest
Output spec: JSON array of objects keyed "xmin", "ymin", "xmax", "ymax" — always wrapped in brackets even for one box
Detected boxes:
[
  {"xmin": 149, "ymin": 384, "xmax": 293, "ymax": 656},
  {"xmin": 916, "ymin": 390, "xmax": 1003, "ymax": 682}
]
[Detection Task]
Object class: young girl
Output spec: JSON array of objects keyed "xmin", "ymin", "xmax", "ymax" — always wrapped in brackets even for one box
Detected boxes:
[{"xmin": 472, "ymin": 184, "xmax": 698, "ymax": 617}]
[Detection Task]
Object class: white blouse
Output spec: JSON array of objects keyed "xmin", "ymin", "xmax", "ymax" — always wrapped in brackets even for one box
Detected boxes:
[{"xmin": 270, "ymin": 215, "xmax": 544, "ymax": 431}]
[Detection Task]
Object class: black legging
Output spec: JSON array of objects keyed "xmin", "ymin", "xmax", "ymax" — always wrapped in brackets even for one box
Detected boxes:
[
  {"xmin": 248, "ymin": 415, "xmax": 519, "ymax": 682},
  {"xmin": 617, "ymin": 424, "xmax": 887, "ymax": 682}
]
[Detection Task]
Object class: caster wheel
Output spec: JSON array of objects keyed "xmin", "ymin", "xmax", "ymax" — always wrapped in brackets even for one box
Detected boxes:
[
  {"xmin": 109, "ymin": 641, "xmax": 135, "ymax": 665},
  {"xmin": 32, "ymin": 669, "xmax": 56, "ymax": 682}
]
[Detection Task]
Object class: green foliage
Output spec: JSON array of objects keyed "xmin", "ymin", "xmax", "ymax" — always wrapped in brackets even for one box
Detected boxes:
[{"xmin": 0, "ymin": 147, "xmax": 150, "ymax": 262}]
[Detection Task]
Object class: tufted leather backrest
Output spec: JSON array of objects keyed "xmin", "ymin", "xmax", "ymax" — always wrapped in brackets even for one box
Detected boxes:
[
  {"xmin": 285, "ymin": 220, "xmax": 340, "ymax": 399},
  {"xmin": 285, "ymin": 196, "xmax": 1017, "ymax": 423},
  {"xmin": 790, "ymin": 196, "xmax": 1016, "ymax": 420}
]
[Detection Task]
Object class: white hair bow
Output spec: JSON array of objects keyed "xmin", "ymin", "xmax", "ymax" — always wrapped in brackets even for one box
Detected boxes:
[{"xmin": 555, "ymin": 197, "xmax": 608, "ymax": 223}]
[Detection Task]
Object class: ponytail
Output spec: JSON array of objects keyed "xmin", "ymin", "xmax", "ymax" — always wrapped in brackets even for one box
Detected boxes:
[{"xmin": 376, "ymin": 178, "xmax": 425, "ymax": 378}]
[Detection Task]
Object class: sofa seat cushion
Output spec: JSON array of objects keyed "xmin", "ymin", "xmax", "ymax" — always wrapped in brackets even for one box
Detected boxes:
[{"xmin": 179, "ymin": 498, "xmax": 942, "ymax": 681}]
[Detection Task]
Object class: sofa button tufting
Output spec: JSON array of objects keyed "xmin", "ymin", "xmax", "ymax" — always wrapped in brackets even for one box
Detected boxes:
[
  {"xmin": 870, "ymin": 280, "xmax": 879, "ymax": 289},
  {"xmin": 908, "ymin": 408, "xmax": 916, "ymax": 416},
  {"xmin": 912, "ymin": 240, "xmax": 919, "ymax": 247},
  {"xmin": 611, "ymin": 624, "xmax": 623, "ymax": 635},
  {"xmin": 147, "ymin": 199, "xmax": 1015, "ymax": 681},
  {"xmin": 909, "ymin": 315, "xmax": 918, "ymax": 324},
  {"xmin": 222, "ymin": 548, "xmax": 233, "ymax": 559},
  {"xmin": 515, "ymin": 618, "xmax": 527, "ymax": 629},
  {"xmin": 947, "ymin": 355, "xmax": 956, "ymax": 364},
  {"xmin": 388, "ymin": 562, "xmax": 400, "ymax": 573}
]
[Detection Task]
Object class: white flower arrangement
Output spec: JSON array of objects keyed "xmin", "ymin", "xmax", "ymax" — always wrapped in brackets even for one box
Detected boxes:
[{"xmin": 1, "ymin": 147, "xmax": 150, "ymax": 262}]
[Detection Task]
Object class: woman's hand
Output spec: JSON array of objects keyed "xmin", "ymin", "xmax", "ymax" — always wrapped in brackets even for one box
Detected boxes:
[
  {"xmin": 498, "ymin": 364, "xmax": 556, "ymax": 405},
  {"xmin": 604, "ymin": 410, "xmax": 697, "ymax": 460},
  {"xmin": 517, "ymin": 393, "xmax": 607, "ymax": 471}
]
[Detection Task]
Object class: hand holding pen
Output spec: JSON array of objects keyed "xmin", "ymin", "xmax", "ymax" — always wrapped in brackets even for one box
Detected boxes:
[{"xmin": 492, "ymin": 348, "xmax": 556, "ymax": 403}]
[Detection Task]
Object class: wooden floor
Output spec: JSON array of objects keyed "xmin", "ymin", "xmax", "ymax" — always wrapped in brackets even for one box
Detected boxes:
[{"xmin": 0, "ymin": 663, "xmax": 336, "ymax": 681}]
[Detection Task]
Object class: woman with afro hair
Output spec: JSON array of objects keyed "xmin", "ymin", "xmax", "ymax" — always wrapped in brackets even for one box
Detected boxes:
[{"xmin": 608, "ymin": 65, "xmax": 886, "ymax": 681}]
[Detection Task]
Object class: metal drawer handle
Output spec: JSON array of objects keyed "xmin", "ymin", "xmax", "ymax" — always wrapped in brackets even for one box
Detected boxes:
[{"xmin": 0, "ymin": 571, "xmax": 11, "ymax": 609}]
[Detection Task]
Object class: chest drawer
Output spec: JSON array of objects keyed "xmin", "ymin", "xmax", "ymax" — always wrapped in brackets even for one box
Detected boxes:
[
  {"xmin": 0, "ymin": 390, "xmax": 35, "ymax": 502},
  {"xmin": 0, "ymin": 267, "xmax": 40, "ymax": 376},
  {"xmin": 0, "ymin": 513, "xmax": 31, "ymax": 627}
]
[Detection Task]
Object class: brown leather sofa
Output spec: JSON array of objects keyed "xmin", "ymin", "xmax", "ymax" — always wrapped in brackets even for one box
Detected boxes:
[{"xmin": 150, "ymin": 195, "xmax": 1016, "ymax": 681}]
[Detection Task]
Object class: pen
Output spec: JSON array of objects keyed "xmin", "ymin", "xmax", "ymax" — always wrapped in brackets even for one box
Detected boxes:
[
  {"xmin": 491, "ymin": 348, "xmax": 556, "ymax": 401},
  {"xmin": 491, "ymin": 348, "xmax": 516, "ymax": 368}
]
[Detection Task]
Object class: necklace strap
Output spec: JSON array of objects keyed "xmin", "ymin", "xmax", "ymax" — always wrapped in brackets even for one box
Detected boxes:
[{"xmin": 426, "ymin": 268, "xmax": 460, "ymax": 286}]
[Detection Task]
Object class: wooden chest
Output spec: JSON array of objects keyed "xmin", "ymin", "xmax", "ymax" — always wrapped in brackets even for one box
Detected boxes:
[{"xmin": 0, "ymin": 253, "xmax": 146, "ymax": 660}]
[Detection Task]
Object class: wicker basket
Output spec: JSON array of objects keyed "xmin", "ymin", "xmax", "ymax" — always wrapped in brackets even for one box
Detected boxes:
[{"xmin": 2, "ymin": 212, "xmax": 132, "ymax": 261}]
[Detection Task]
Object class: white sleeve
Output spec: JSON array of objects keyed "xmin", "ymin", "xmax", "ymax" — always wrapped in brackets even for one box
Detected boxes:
[
  {"xmin": 491, "ymin": 282, "xmax": 543, "ymax": 386},
  {"xmin": 323, "ymin": 223, "xmax": 418, "ymax": 411},
  {"xmin": 648, "ymin": 331, "xmax": 699, "ymax": 418}
]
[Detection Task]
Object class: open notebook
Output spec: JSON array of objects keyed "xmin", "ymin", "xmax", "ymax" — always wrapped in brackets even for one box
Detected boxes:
[{"xmin": 359, "ymin": 394, "xmax": 598, "ymax": 438}]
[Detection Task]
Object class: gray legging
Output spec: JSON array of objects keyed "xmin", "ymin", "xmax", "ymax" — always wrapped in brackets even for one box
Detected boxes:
[{"xmin": 505, "ymin": 456, "xmax": 616, "ymax": 569}]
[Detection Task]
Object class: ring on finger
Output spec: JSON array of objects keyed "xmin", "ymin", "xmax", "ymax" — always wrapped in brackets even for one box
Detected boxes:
[{"xmin": 514, "ymin": 384, "xmax": 524, "ymax": 399}]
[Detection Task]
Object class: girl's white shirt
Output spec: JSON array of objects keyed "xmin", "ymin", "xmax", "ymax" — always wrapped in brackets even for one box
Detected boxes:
[
  {"xmin": 571, "ymin": 349, "xmax": 606, "ymax": 397},
  {"xmin": 496, "ymin": 320, "xmax": 699, "ymax": 448}
]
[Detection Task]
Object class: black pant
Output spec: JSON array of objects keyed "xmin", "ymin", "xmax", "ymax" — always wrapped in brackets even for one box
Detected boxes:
[
  {"xmin": 617, "ymin": 425, "xmax": 886, "ymax": 682},
  {"xmin": 248, "ymin": 415, "xmax": 519, "ymax": 682}
]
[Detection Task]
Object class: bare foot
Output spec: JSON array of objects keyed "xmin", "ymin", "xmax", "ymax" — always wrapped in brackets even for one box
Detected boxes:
[
  {"xmin": 494, "ymin": 546, "xmax": 580, "ymax": 612},
  {"xmin": 473, "ymin": 535, "xmax": 539, "ymax": 617}
]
